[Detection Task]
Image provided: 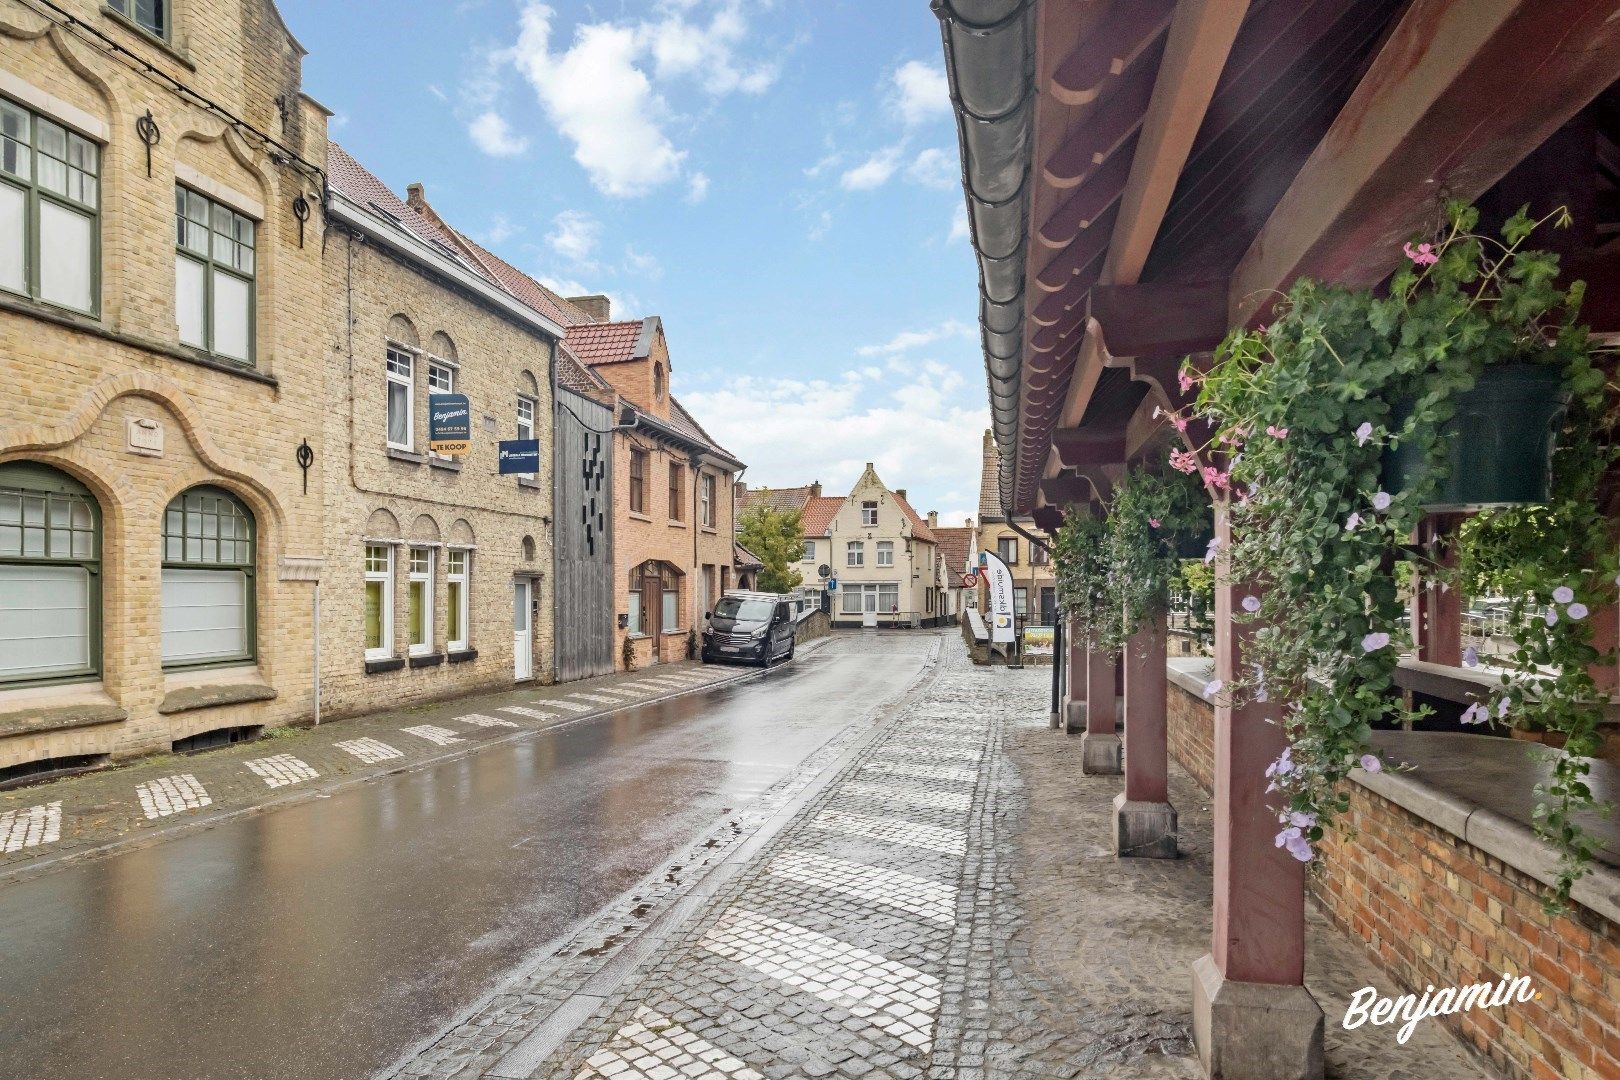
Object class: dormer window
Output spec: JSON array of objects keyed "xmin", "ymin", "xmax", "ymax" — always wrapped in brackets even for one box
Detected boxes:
[{"xmin": 108, "ymin": 0, "xmax": 167, "ymax": 40}]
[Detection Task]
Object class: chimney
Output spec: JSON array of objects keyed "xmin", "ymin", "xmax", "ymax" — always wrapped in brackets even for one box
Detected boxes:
[
  {"xmin": 566, "ymin": 294, "xmax": 612, "ymax": 322},
  {"xmin": 983, "ymin": 428, "xmax": 993, "ymax": 451},
  {"xmin": 895, "ymin": 489, "xmax": 907, "ymax": 502},
  {"xmin": 810, "ymin": 481, "xmax": 822, "ymax": 498},
  {"xmin": 927, "ymin": 511, "xmax": 938, "ymax": 528},
  {"xmin": 405, "ymin": 182, "xmax": 426, "ymax": 212},
  {"xmin": 965, "ymin": 517, "xmax": 974, "ymax": 528}
]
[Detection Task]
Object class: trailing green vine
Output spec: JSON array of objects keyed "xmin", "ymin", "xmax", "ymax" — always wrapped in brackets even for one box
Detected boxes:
[{"xmin": 1105, "ymin": 463, "xmax": 1213, "ymax": 647}]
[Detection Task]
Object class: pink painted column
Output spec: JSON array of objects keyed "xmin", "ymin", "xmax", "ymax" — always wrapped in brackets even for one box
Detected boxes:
[
  {"xmin": 1192, "ymin": 507, "xmax": 1323, "ymax": 1077},
  {"xmin": 1062, "ymin": 613, "xmax": 1087, "ymax": 733},
  {"xmin": 1081, "ymin": 641, "xmax": 1120, "ymax": 774},
  {"xmin": 1114, "ymin": 611, "xmax": 1175, "ymax": 857}
]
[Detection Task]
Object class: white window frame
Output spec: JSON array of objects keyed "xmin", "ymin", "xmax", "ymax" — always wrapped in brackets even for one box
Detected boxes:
[
  {"xmin": 427, "ymin": 358, "xmax": 456, "ymax": 461},
  {"xmin": 846, "ymin": 541, "xmax": 864, "ymax": 567},
  {"xmin": 700, "ymin": 472, "xmax": 715, "ymax": 528},
  {"xmin": 861, "ymin": 501, "xmax": 878, "ymax": 526},
  {"xmin": 998, "ymin": 536, "xmax": 1018, "ymax": 565},
  {"xmin": 386, "ymin": 346, "xmax": 414, "ymax": 451},
  {"xmin": 408, "ymin": 546, "xmax": 434, "ymax": 656},
  {"xmin": 516, "ymin": 394, "xmax": 536, "ymax": 478},
  {"xmin": 446, "ymin": 548, "xmax": 470, "ymax": 653},
  {"xmin": 876, "ymin": 541, "xmax": 894, "ymax": 567},
  {"xmin": 802, "ymin": 540, "xmax": 816, "ymax": 563},
  {"xmin": 364, "ymin": 544, "xmax": 394, "ymax": 661}
]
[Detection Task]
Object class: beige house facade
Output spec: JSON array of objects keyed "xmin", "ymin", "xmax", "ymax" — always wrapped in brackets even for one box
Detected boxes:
[
  {"xmin": 0, "ymin": 0, "xmax": 330, "ymax": 778},
  {"xmin": 977, "ymin": 431, "xmax": 1056, "ymax": 626}
]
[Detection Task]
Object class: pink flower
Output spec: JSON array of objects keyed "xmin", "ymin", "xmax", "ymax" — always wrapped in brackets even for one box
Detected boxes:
[
  {"xmin": 1403, "ymin": 241, "xmax": 1438, "ymax": 266},
  {"xmin": 1265, "ymin": 425, "xmax": 1289, "ymax": 439},
  {"xmin": 1354, "ymin": 421, "xmax": 1373, "ymax": 447},
  {"xmin": 1179, "ymin": 368, "xmax": 1196, "ymax": 394},
  {"xmin": 1173, "ymin": 415, "xmax": 1189, "ymax": 433},
  {"xmin": 1359, "ymin": 754, "xmax": 1382, "ymax": 774},
  {"xmin": 1202, "ymin": 467, "xmax": 1230, "ymax": 491},
  {"xmin": 1169, "ymin": 449, "xmax": 1200, "ymax": 475},
  {"xmin": 1149, "ymin": 518, "xmax": 1161, "ymax": 529}
]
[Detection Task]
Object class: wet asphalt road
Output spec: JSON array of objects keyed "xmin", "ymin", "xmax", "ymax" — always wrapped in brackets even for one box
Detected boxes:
[{"xmin": 0, "ymin": 635, "xmax": 936, "ymax": 1080}]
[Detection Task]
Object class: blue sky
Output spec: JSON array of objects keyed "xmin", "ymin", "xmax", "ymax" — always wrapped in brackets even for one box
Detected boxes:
[{"xmin": 282, "ymin": 0, "xmax": 989, "ymax": 527}]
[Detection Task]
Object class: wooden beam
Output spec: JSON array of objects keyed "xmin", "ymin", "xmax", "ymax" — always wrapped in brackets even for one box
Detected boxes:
[
  {"xmin": 1230, "ymin": 0, "xmax": 1620, "ymax": 327},
  {"xmin": 1088, "ymin": 280, "xmax": 1229, "ymax": 356},
  {"xmin": 1040, "ymin": 473, "xmax": 1100, "ymax": 507},
  {"xmin": 1102, "ymin": 0, "xmax": 1252, "ymax": 286},
  {"xmin": 1053, "ymin": 428, "xmax": 1130, "ymax": 468},
  {"xmin": 1044, "ymin": 38, "xmax": 1166, "ymax": 188},
  {"xmin": 1050, "ymin": 0, "xmax": 1177, "ymax": 106}
]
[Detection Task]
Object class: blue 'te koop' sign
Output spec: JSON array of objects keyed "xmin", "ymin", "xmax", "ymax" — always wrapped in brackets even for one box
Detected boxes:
[{"xmin": 498, "ymin": 439, "xmax": 540, "ymax": 474}]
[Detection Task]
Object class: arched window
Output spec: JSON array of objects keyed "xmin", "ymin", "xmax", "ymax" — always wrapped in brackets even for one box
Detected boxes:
[
  {"xmin": 0, "ymin": 462, "xmax": 100, "ymax": 685},
  {"xmin": 161, "ymin": 486, "xmax": 255, "ymax": 667}
]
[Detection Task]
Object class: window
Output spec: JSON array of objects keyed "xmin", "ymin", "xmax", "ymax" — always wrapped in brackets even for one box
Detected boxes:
[
  {"xmin": 0, "ymin": 463, "xmax": 99, "ymax": 685},
  {"xmin": 700, "ymin": 473, "xmax": 716, "ymax": 528},
  {"xmin": 428, "ymin": 360, "xmax": 455, "ymax": 460},
  {"xmin": 846, "ymin": 541, "xmax": 864, "ymax": 567},
  {"xmin": 662, "ymin": 565, "xmax": 680, "ymax": 632},
  {"xmin": 1031, "ymin": 542, "xmax": 1050, "ymax": 566},
  {"xmin": 175, "ymin": 187, "xmax": 255, "ymax": 362},
  {"xmin": 861, "ymin": 501, "xmax": 878, "ymax": 526},
  {"xmin": 802, "ymin": 540, "xmax": 816, "ymax": 563},
  {"xmin": 629, "ymin": 449, "xmax": 646, "ymax": 514},
  {"xmin": 840, "ymin": 582, "xmax": 899, "ymax": 615},
  {"xmin": 161, "ymin": 487, "xmax": 254, "ymax": 667},
  {"xmin": 516, "ymin": 394, "xmax": 536, "ymax": 478},
  {"xmin": 107, "ymin": 0, "xmax": 166, "ymax": 38},
  {"xmin": 408, "ymin": 546, "xmax": 433, "ymax": 655},
  {"xmin": 1014, "ymin": 586, "xmax": 1029, "ymax": 617},
  {"xmin": 668, "ymin": 461, "xmax": 684, "ymax": 522},
  {"xmin": 876, "ymin": 541, "xmax": 894, "ymax": 567},
  {"xmin": 386, "ymin": 347, "xmax": 413, "ymax": 450},
  {"xmin": 1, "ymin": 98, "xmax": 99, "ymax": 313},
  {"xmin": 446, "ymin": 549, "xmax": 469, "ymax": 652},
  {"xmin": 628, "ymin": 590, "xmax": 644, "ymax": 636},
  {"xmin": 998, "ymin": 536, "xmax": 1019, "ymax": 565},
  {"xmin": 364, "ymin": 545, "xmax": 393, "ymax": 660}
]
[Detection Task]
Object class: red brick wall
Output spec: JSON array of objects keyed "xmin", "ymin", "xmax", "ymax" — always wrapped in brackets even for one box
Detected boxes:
[{"xmin": 1165, "ymin": 682, "xmax": 1620, "ymax": 1080}]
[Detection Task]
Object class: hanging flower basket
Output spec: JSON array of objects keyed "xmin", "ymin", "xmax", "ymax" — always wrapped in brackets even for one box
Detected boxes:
[{"xmin": 1381, "ymin": 363, "xmax": 1570, "ymax": 512}]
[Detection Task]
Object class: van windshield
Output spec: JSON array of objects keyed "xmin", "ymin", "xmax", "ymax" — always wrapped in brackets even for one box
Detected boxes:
[{"xmin": 714, "ymin": 597, "xmax": 774, "ymax": 622}]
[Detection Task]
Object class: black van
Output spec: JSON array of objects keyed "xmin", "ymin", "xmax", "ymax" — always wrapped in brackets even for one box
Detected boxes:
[{"xmin": 701, "ymin": 591, "xmax": 797, "ymax": 667}]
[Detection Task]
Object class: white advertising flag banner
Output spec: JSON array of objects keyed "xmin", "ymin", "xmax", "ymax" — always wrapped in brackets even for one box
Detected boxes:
[{"xmin": 979, "ymin": 549, "xmax": 1016, "ymax": 643}]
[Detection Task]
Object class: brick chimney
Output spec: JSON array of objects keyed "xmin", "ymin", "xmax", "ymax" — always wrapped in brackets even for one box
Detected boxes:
[
  {"xmin": 927, "ymin": 511, "xmax": 938, "ymax": 528},
  {"xmin": 810, "ymin": 481, "xmax": 822, "ymax": 498},
  {"xmin": 895, "ymin": 489, "xmax": 907, "ymax": 502},
  {"xmin": 566, "ymin": 294, "xmax": 612, "ymax": 322},
  {"xmin": 405, "ymin": 182, "xmax": 426, "ymax": 212},
  {"xmin": 965, "ymin": 517, "xmax": 974, "ymax": 528}
]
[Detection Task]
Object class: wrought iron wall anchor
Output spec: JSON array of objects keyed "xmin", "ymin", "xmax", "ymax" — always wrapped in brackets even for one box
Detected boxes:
[
  {"xmin": 293, "ymin": 193, "xmax": 310, "ymax": 248},
  {"xmin": 296, "ymin": 438, "xmax": 314, "ymax": 494},
  {"xmin": 136, "ymin": 110, "xmax": 161, "ymax": 177}
]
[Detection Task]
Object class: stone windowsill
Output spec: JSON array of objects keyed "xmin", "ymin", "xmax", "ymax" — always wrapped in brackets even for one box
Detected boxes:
[
  {"xmin": 365, "ymin": 656, "xmax": 406, "ymax": 674},
  {"xmin": 387, "ymin": 447, "xmax": 426, "ymax": 465},
  {"xmin": 1164, "ymin": 659, "xmax": 1620, "ymax": 926},
  {"xmin": 157, "ymin": 680, "xmax": 276, "ymax": 715},
  {"xmin": 668, "ymin": 520, "xmax": 688, "ymax": 530},
  {"xmin": 409, "ymin": 652, "xmax": 445, "ymax": 669},
  {"xmin": 448, "ymin": 648, "xmax": 478, "ymax": 664},
  {"xmin": 0, "ymin": 686, "xmax": 127, "ymax": 739},
  {"xmin": 428, "ymin": 456, "xmax": 463, "ymax": 472},
  {"xmin": 517, "ymin": 476, "xmax": 540, "ymax": 490}
]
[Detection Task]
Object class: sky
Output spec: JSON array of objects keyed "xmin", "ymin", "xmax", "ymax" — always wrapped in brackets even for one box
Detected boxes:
[{"xmin": 281, "ymin": 0, "xmax": 989, "ymax": 528}]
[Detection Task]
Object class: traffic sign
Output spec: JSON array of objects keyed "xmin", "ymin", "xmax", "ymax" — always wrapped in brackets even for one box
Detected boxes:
[
  {"xmin": 962, "ymin": 571, "xmax": 979, "ymax": 587},
  {"xmin": 827, "ymin": 577, "xmax": 838, "ymax": 591}
]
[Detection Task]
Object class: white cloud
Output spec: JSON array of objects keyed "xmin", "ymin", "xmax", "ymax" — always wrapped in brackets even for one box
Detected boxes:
[
  {"xmin": 808, "ymin": 209, "xmax": 834, "ymax": 241},
  {"xmin": 686, "ymin": 171, "xmax": 711, "ymax": 203},
  {"xmin": 624, "ymin": 246, "xmax": 663, "ymax": 280},
  {"xmin": 907, "ymin": 147, "xmax": 956, "ymax": 189},
  {"xmin": 840, "ymin": 145, "xmax": 904, "ymax": 191},
  {"xmin": 548, "ymin": 209, "xmax": 602, "ymax": 265},
  {"xmin": 468, "ymin": 110, "xmax": 529, "ymax": 156},
  {"xmin": 645, "ymin": 1, "xmax": 779, "ymax": 96},
  {"xmin": 890, "ymin": 60, "xmax": 951, "ymax": 126},
  {"xmin": 948, "ymin": 203, "xmax": 970, "ymax": 244},
  {"xmin": 857, "ymin": 319, "xmax": 973, "ymax": 357},
  {"xmin": 478, "ymin": 212, "xmax": 520, "ymax": 245},
  {"xmin": 427, "ymin": 83, "xmax": 449, "ymax": 103},
  {"xmin": 683, "ymin": 363, "xmax": 988, "ymax": 520}
]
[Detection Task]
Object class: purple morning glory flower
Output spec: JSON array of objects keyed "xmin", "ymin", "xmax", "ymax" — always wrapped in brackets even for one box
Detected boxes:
[
  {"xmin": 1289, "ymin": 811, "xmax": 1317, "ymax": 829},
  {"xmin": 1202, "ymin": 679, "xmax": 1223, "ymax": 699},
  {"xmin": 1344, "ymin": 512, "xmax": 1361, "ymax": 532},
  {"xmin": 1204, "ymin": 537, "xmax": 1220, "ymax": 564},
  {"xmin": 1372, "ymin": 491, "xmax": 1392, "ymax": 512},
  {"xmin": 1285, "ymin": 834, "xmax": 1315, "ymax": 862},
  {"xmin": 1361, "ymin": 632, "xmax": 1390, "ymax": 652},
  {"xmin": 1275, "ymin": 826, "xmax": 1301, "ymax": 848},
  {"xmin": 1497, "ymin": 698, "xmax": 1510, "ymax": 719},
  {"xmin": 1462, "ymin": 646, "xmax": 1479, "ymax": 668},
  {"xmin": 1360, "ymin": 754, "xmax": 1382, "ymax": 774},
  {"xmin": 1545, "ymin": 608, "xmax": 1559, "ymax": 627},
  {"xmin": 1355, "ymin": 421, "xmax": 1373, "ymax": 447},
  {"xmin": 1568, "ymin": 602, "xmax": 1589, "ymax": 621},
  {"xmin": 1461, "ymin": 702, "xmax": 1488, "ymax": 725},
  {"xmin": 1241, "ymin": 595, "xmax": 1260, "ymax": 613},
  {"xmin": 1553, "ymin": 586, "xmax": 1575, "ymax": 604}
]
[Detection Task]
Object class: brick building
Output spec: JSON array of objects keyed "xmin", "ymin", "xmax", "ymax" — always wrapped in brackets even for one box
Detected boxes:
[
  {"xmin": 0, "ymin": 0, "xmax": 331, "ymax": 778},
  {"xmin": 976, "ymin": 431, "xmax": 1055, "ymax": 627},
  {"xmin": 320, "ymin": 148, "xmax": 581, "ymax": 712},
  {"xmin": 564, "ymin": 311, "xmax": 745, "ymax": 670}
]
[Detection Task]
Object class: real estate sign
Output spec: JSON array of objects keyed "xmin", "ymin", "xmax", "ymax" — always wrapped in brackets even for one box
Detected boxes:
[
  {"xmin": 497, "ymin": 439, "xmax": 540, "ymax": 474},
  {"xmin": 978, "ymin": 549, "xmax": 1016, "ymax": 643},
  {"xmin": 428, "ymin": 393, "xmax": 472, "ymax": 455}
]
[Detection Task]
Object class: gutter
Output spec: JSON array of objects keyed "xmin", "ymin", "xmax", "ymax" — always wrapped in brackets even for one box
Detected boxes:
[{"xmin": 934, "ymin": 0, "xmax": 1036, "ymax": 513}]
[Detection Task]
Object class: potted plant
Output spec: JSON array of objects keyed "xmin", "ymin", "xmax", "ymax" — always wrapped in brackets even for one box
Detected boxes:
[{"xmin": 1188, "ymin": 201, "xmax": 1613, "ymax": 908}]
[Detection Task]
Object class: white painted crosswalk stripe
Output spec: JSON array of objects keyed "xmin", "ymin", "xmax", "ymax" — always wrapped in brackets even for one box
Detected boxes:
[
  {"xmin": 537, "ymin": 698, "xmax": 592, "ymax": 713},
  {"xmin": 703, "ymin": 909, "xmax": 940, "ymax": 1050},
  {"xmin": 499, "ymin": 705, "xmax": 559, "ymax": 720},
  {"xmin": 586, "ymin": 687, "xmax": 640, "ymax": 699},
  {"xmin": 136, "ymin": 774, "xmax": 211, "ymax": 819},
  {"xmin": 769, "ymin": 850, "xmax": 955, "ymax": 924},
  {"xmin": 244, "ymin": 754, "xmax": 319, "ymax": 788},
  {"xmin": 334, "ymin": 737, "xmax": 402, "ymax": 764},
  {"xmin": 567, "ymin": 692, "xmax": 617, "ymax": 705},
  {"xmin": 810, "ymin": 809, "xmax": 966, "ymax": 854},
  {"xmin": 402, "ymin": 725, "xmax": 464, "ymax": 747},
  {"xmin": 456, "ymin": 713, "xmax": 520, "ymax": 728},
  {"xmin": 577, "ymin": 1007, "xmax": 763, "ymax": 1080},
  {"xmin": 0, "ymin": 801, "xmax": 61, "ymax": 853}
]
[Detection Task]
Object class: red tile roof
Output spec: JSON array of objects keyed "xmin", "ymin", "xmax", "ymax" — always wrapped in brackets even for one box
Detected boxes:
[
  {"xmin": 557, "ymin": 346, "xmax": 613, "ymax": 397},
  {"xmin": 800, "ymin": 496, "xmax": 845, "ymax": 537},
  {"xmin": 565, "ymin": 320, "xmax": 645, "ymax": 365},
  {"xmin": 734, "ymin": 541, "xmax": 764, "ymax": 569},
  {"xmin": 739, "ymin": 485, "xmax": 817, "ymax": 519},
  {"xmin": 933, "ymin": 526, "xmax": 977, "ymax": 576},
  {"xmin": 893, "ymin": 494, "xmax": 937, "ymax": 544}
]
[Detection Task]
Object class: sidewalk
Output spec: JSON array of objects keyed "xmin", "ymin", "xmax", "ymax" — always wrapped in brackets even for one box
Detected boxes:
[
  {"xmin": 0, "ymin": 658, "xmax": 765, "ymax": 880},
  {"xmin": 395, "ymin": 635, "xmax": 1490, "ymax": 1079}
]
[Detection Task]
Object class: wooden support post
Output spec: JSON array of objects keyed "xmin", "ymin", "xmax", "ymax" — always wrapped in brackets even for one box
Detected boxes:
[
  {"xmin": 1115, "ymin": 609, "xmax": 1176, "ymax": 858},
  {"xmin": 1082, "ymin": 641, "xmax": 1121, "ymax": 774},
  {"xmin": 1193, "ymin": 508, "xmax": 1323, "ymax": 1078},
  {"xmin": 1414, "ymin": 517, "xmax": 1463, "ymax": 667}
]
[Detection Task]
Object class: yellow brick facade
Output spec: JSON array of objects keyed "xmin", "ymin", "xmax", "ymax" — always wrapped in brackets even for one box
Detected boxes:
[{"xmin": 0, "ymin": 0, "xmax": 329, "ymax": 771}]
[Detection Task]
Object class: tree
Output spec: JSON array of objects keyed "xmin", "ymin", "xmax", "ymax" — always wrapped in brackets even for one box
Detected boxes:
[{"xmin": 737, "ymin": 504, "xmax": 806, "ymax": 594}]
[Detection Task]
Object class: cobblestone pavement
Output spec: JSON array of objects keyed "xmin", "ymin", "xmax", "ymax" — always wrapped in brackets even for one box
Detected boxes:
[
  {"xmin": 394, "ymin": 633, "xmax": 1493, "ymax": 1079},
  {"xmin": 0, "ymin": 658, "xmax": 765, "ymax": 879}
]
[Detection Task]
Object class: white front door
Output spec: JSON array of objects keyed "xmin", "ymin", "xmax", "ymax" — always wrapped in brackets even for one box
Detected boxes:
[
  {"xmin": 862, "ymin": 587, "xmax": 878, "ymax": 628},
  {"xmin": 513, "ymin": 579, "xmax": 533, "ymax": 681}
]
